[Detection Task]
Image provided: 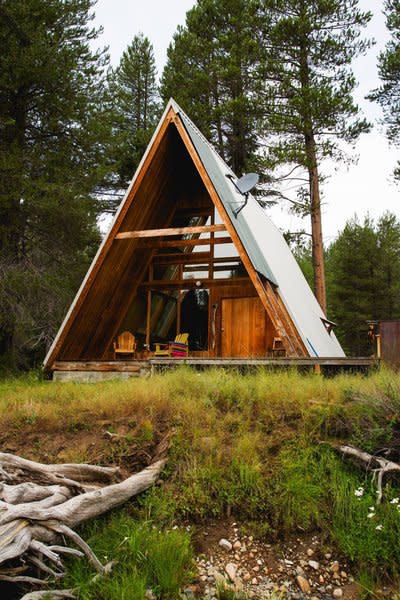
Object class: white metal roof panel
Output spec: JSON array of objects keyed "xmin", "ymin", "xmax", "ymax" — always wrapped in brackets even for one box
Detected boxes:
[{"xmin": 174, "ymin": 100, "xmax": 345, "ymax": 357}]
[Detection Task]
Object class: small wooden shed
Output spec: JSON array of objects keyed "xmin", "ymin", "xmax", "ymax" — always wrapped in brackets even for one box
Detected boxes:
[{"xmin": 44, "ymin": 99, "xmax": 345, "ymax": 377}]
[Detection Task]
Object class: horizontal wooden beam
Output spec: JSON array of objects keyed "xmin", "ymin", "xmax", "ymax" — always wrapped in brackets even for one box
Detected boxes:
[
  {"xmin": 183, "ymin": 264, "xmax": 241, "ymax": 272},
  {"xmin": 139, "ymin": 277, "xmax": 250, "ymax": 290},
  {"xmin": 115, "ymin": 224, "xmax": 226, "ymax": 240},
  {"xmin": 153, "ymin": 253, "xmax": 242, "ymax": 266},
  {"xmin": 152, "ymin": 252, "xmax": 211, "ymax": 265},
  {"xmin": 138, "ymin": 236, "xmax": 232, "ymax": 249}
]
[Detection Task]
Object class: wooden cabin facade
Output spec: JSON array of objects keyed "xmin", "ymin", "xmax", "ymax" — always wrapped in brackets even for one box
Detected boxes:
[{"xmin": 44, "ymin": 100, "xmax": 346, "ymax": 378}]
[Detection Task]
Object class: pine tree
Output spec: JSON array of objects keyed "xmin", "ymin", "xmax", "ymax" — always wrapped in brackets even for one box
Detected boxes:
[
  {"xmin": 0, "ymin": 0, "xmax": 111, "ymax": 367},
  {"xmin": 327, "ymin": 213, "xmax": 400, "ymax": 355},
  {"xmin": 369, "ymin": 0, "xmax": 400, "ymax": 179},
  {"xmin": 161, "ymin": 0, "xmax": 266, "ymax": 175},
  {"xmin": 260, "ymin": 0, "xmax": 372, "ymax": 314},
  {"xmin": 109, "ymin": 34, "xmax": 160, "ymax": 191}
]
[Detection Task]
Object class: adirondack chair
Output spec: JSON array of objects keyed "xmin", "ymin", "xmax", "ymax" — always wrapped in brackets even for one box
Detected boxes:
[
  {"xmin": 154, "ymin": 333, "xmax": 189, "ymax": 358},
  {"xmin": 113, "ymin": 331, "xmax": 136, "ymax": 359}
]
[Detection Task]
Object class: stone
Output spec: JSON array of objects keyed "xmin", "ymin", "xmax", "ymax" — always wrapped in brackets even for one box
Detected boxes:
[
  {"xmin": 307, "ymin": 548, "xmax": 314, "ymax": 557},
  {"xmin": 285, "ymin": 559, "xmax": 294, "ymax": 565},
  {"xmin": 300, "ymin": 559, "xmax": 307, "ymax": 567},
  {"xmin": 308, "ymin": 560, "xmax": 320, "ymax": 570},
  {"xmin": 225, "ymin": 563, "xmax": 237, "ymax": 582},
  {"xmin": 319, "ymin": 575, "xmax": 324, "ymax": 583},
  {"xmin": 243, "ymin": 573, "xmax": 251, "ymax": 582},
  {"xmin": 340, "ymin": 571, "xmax": 347, "ymax": 579},
  {"xmin": 333, "ymin": 588, "xmax": 343, "ymax": 598},
  {"xmin": 252, "ymin": 565, "xmax": 260, "ymax": 572},
  {"xmin": 233, "ymin": 541, "xmax": 241, "ymax": 550},
  {"xmin": 330, "ymin": 561, "xmax": 339, "ymax": 572},
  {"xmin": 325, "ymin": 553, "xmax": 332, "ymax": 560},
  {"xmin": 296, "ymin": 566, "xmax": 305, "ymax": 576},
  {"xmin": 296, "ymin": 575, "xmax": 311, "ymax": 594},
  {"xmin": 251, "ymin": 577, "xmax": 258, "ymax": 585},
  {"xmin": 219, "ymin": 538, "xmax": 232, "ymax": 551}
]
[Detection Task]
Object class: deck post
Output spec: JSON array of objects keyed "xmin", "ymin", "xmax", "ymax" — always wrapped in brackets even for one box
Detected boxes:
[{"xmin": 146, "ymin": 264, "xmax": 153, "ymax": 350}]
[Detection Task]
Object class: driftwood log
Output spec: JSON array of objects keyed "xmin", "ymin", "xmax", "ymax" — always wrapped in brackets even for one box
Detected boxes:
[
  {"xmin": 331, "ymin": 444, "xmax": 400, "ymax": 503},
  {"xmin": 0, "ymin": 452, "xmax": 166, "ymax": 599}
]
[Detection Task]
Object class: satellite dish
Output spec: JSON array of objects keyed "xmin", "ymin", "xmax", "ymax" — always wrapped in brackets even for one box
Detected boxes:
[
  {"xmin": 236, "ymin": 173, "xmax": 259, "ymax": 195},
  {"xmin": 226, "ymin": 172, "xmax": 259, "ymax": 216}
]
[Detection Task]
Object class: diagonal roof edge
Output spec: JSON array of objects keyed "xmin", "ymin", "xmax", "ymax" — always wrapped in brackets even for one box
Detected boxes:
[
  {"xmin": 170, "ymin": 100, "xmax": 344, "ymax": 358},
  {"xmin": 43, "ymin": 100, "xmax": 178, "ymax": 368}
]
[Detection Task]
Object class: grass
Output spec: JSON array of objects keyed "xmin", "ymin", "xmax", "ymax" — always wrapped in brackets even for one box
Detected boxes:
[
  {"xmin": 2, "ymin": 367, "xmax": 400, "ymax": 595},
  {"xmin": 63, "ymin": 512, "xmax": 193, "ymax": 599}
]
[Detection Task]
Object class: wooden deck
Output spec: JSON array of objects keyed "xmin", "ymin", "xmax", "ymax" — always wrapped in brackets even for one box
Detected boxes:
[{"xmin": 51, "ymin": 356, "xmax": 377, "ymax": 381}]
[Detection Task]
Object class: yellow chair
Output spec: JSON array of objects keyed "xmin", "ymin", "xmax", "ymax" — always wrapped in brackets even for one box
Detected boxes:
[
  {"xmin": 113, "ymin": 331, "xmax": 136, "ymax": 359},
  {"xmin": 154, "ymin": 333, "xmax": 189, "ymax": 358}
]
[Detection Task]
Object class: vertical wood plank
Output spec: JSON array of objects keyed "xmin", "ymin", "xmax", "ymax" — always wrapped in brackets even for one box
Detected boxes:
[{"xmin": 146, "ymin": 264, "xmax": 153, "ymax": 349}]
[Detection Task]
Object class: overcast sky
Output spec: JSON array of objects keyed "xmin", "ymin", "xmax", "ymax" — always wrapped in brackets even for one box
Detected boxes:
[{"xmin": 93, "ymin": 0, "xmax": 399, "ymax": 243}]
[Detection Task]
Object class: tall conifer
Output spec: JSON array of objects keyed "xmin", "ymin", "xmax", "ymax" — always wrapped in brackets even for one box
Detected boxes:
[{"xmin": 260, "ymin": 0, "xmax": 372, "ymax": 314}]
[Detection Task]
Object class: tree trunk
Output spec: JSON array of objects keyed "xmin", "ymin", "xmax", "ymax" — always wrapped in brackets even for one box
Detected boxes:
[
  {"xmin": 306, "ymin": 137, "xmax": 327, "ymax": 315},
  {"xmin": 298, "ymin": 13, "xmax": 327, "ymax": 315}
]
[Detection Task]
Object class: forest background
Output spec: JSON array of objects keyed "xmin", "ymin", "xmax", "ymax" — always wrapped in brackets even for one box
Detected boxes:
[{"xmin": 1, "ymin": 0, "xmax": 400, "ymax": 370}]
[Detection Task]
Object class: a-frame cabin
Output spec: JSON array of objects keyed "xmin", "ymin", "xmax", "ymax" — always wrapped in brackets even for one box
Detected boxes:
[{"xmin": 44, "ymin": 99, "xmax": 345, "ymax": 376}]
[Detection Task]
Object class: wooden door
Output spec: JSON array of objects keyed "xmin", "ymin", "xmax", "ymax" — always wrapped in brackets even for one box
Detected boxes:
[{"xmin": 221, "ymin": 297, "xmax": 267, "ymax": 357}]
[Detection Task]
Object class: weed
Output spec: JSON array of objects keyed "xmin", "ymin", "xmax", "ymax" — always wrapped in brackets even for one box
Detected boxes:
[{"xmin": 65, "ymin": 512, "xmax": 193, "ymax": 599}]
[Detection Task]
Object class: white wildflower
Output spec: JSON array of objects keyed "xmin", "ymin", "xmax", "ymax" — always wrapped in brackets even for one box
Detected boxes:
[
  {"xmin": 367, "ymin": 513, "xmax": 375, "ymax": 519},
  {"xmin": 375, "ymin": 524, "xmax": 383, "ymax": 531},
  {"xmin": 368, "ymin": 506, "xmax": 375, "ymax": 511},
  {"xmin": 354, "ymin": 487, "xmax": 364, "ymax": 497},
  {"xmin": 390, "ymin": 498, "xmax": 399, "ymax": 505}
]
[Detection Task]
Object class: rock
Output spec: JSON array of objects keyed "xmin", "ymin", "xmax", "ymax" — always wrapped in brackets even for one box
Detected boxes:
[
  {"xmin": 296, "ymin": 566, "xmax": 305, "ymax": 576},
  {"xmin": 285, "ymin": 559, "xmax": 294, "ymax": 565},
  {"xmin": 233, "ymin": 540, "xmax": 241, "ymax": 550},
  {"xmin": 333, "ymin": 588, "xmax": 343, "ymax": 598},
  {"xmin": 330, "ymin": 561, "xmax": 339, "ymax": 572},
  {"xmin": 300, "ymin": 559, "xmax": 307, "ymax": 567},
  {"xmin": 251, "ymin": 577, "xmax": 258, "ymax": 585},
  {"xmin": 225, "ymin": 563, "xmax": 237, "ymax": 582},
  {"xmin": 308, "ymin": 560, "xmax": 320, "ymax": 570},
  {"xmin": 219, "ymin": 538, "xmax": 232, "ymax": 551},
  {"xmin": 243, "ymin": 572, "xmax": 251, "ymax": 582},
  {"xmin": 296, "ymin": 575, "xmax": 311, "ymax": 594},
  {"xmin": 325, "ymin": 553, "xmax": 332, "ymax": 560},
  {"xmin": 340, "ymin": 570, "xmax": 347, "ymax": 579},
  {"xmin": 319, "ymin": 575, "xmax": 324, "ymax": 583},
  {"xmin": 307, "ymin": 548, "xmax": 314, "ymax": 557},
  {"xmin": 252, "ymin": 565, "xmax": 260, "ymax": 572}
]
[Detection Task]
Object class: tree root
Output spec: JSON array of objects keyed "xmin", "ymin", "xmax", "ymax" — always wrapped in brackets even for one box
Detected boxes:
[{"xmin": 0, "ymin": 450, "xmax": 166, "ymax": 599}]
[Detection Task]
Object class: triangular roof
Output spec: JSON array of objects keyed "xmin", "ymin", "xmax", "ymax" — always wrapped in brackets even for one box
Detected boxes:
[{"xmin": 44, "ymin": 99, "xmax": 344, "ymax": 368}]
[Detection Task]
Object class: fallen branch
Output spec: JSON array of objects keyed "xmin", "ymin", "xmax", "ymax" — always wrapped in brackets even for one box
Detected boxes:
[{"xmin": 330, "ymin": 443, "xmax": 400, "ymax": 503}]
